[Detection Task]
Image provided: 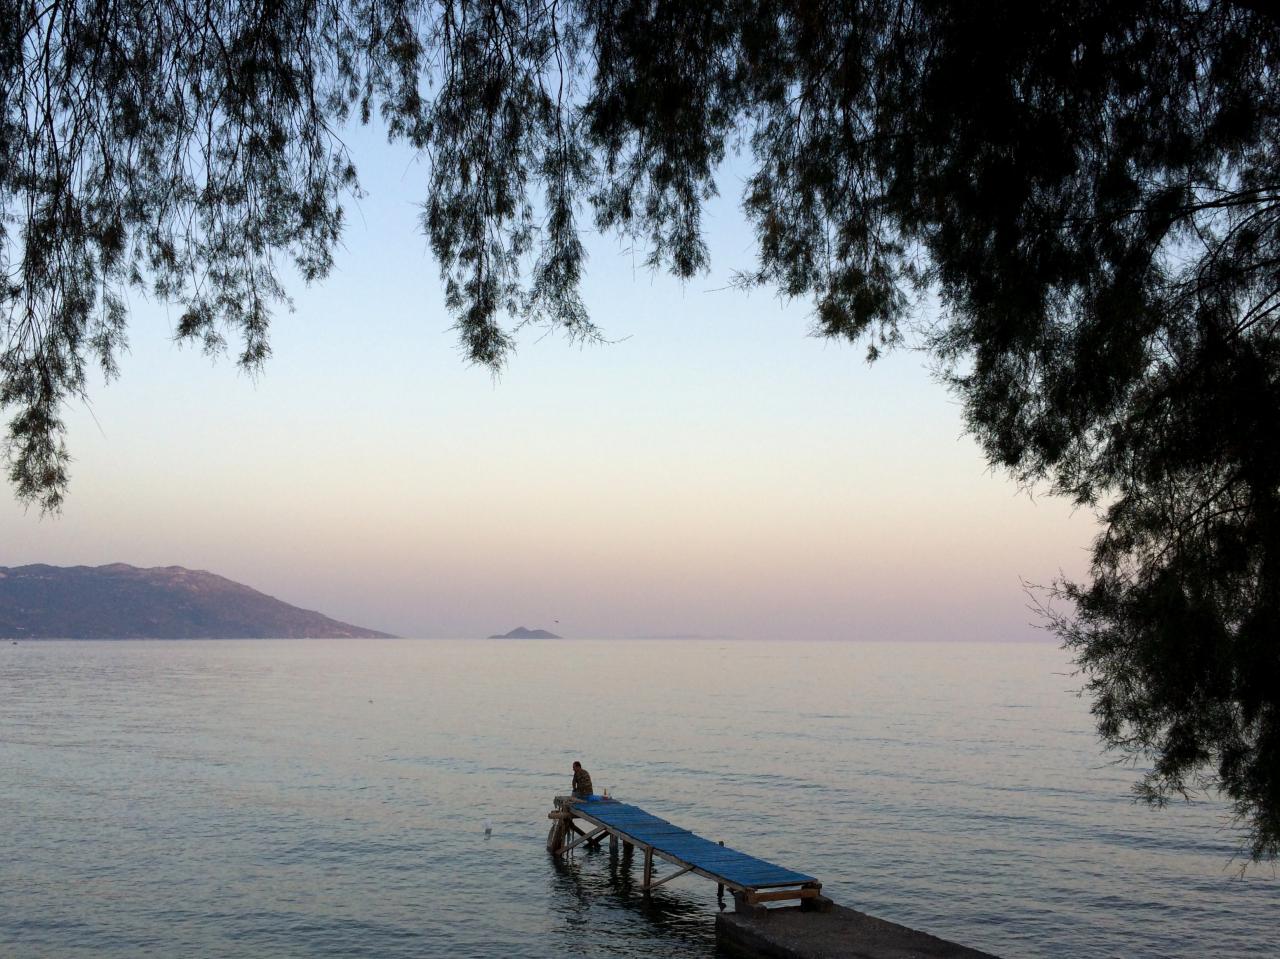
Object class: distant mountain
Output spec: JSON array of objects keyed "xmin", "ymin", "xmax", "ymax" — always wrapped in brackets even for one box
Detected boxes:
[
  {"xmin": 488, "ymin": 626, "xmax": 561, "ymax": 639},
  {"xmin": 0, "ymin": 564, "xmax": 394, "ymax": 639}
]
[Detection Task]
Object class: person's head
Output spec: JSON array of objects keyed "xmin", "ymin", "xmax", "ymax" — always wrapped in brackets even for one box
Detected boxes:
[{"xmin": 572, "ymin": 761, "xmax": 581, "ymax": 771}]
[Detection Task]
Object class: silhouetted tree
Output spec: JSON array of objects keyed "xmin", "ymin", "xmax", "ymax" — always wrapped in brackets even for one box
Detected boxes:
[{"xmin": 3, "ymin": 0, "xmax": 1277, "ymax": 859}]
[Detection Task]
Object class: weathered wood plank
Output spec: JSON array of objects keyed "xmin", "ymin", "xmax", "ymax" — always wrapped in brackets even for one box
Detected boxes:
[{"xmin": 746, "ymin": 887, "xmax": 822, "ymax": 904}]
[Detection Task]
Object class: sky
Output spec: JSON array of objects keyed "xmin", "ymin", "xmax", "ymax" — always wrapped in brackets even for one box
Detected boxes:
[{"xmin": 0, "ymin": 125, "xmax": 1098, "ymax": 639}]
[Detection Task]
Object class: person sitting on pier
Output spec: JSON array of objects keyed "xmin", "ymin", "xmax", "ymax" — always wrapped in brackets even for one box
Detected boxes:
[{"xmin": 571, "ymin": 760, "xmax": 594, "ymax": 798}]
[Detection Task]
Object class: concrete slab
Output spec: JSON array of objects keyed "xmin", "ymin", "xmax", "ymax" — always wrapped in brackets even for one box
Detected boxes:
[{"xmin": 716, "ymin": 903, "xmax": 1001, "ymax": 959}]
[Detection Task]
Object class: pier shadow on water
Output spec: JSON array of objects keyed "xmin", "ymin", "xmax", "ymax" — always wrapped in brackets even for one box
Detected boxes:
[{"xmin": 546, "ymin": 844, "xmax": 717, "ymax": 955}]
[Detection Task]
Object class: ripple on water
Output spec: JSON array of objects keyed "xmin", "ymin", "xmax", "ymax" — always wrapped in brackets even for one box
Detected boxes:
[{"xmin": 1, "ymin": 639, "xmax": 1274, "ymax": 959}]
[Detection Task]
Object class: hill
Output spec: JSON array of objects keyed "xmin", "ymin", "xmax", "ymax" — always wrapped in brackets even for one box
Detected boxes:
[
  {"xmin": 0, "ymin": 564, "xmax": 394, "ymax": 638},
  {"xmin": 488, "ymin": 626, "xmax": 561, "ymax": 639}
]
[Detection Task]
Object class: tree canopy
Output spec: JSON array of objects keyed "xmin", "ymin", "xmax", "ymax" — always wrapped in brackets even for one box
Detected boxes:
[{"xmin": 3, "ymin": 1, "xmax": 1278, "ymax": 859}]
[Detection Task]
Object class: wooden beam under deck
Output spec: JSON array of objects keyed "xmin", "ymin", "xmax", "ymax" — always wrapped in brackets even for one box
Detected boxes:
[
  {"xmin": 645, "ymin": 862, "xmax": 695, "ymax": 890},
  {"xmin": 556, "ymin": 825, "xmax": 608, "ymax": 855}
]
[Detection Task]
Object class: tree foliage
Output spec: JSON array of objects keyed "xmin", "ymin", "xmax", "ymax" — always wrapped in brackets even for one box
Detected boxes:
[{"xmin": 3, "ymin": 1, "xmax": 1278, "ymax": 857}]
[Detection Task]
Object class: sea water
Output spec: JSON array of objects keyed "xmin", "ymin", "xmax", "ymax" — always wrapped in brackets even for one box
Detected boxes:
[{"xmin": 1, "ymin": 640, "xmax": 1274, "ymax": 958}]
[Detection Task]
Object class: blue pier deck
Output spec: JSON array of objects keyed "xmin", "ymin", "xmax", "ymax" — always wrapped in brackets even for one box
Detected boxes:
[{"xmin": 547, "ymin": 796, "xmax": 822, "ymax": 908}]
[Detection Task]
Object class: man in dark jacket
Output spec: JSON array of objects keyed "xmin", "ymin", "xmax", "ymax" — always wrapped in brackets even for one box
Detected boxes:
[{"xmin": 571, "ymin": 761, "xmax": 593, "ymax": 798}]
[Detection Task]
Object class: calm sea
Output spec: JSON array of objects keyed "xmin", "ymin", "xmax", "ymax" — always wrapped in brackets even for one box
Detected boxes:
[{"xmin": 1, "ymin": 640, "xmax": 1273, "ymax": 958}]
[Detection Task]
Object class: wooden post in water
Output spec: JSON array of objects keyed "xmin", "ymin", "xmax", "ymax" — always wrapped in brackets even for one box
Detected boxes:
[
  {"xmin": 643, "ymin": 846, "xmax": 654, "ymax": 892},
  {"xmin": 716, "ymin": 840, "xmax": 725, "ymax": 903},
  {"xmin": 547, "ymin": 796, "xmax": 577, "ymax": 854},
  {"xmin": 547, "ymin": 811, "xmax": 567, "ymax": 852}
]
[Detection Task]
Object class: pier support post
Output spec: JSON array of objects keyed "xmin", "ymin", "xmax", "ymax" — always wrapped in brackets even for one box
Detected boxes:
[
  {"xmin": 609, "ymin": 833, "xmax": 618, "ymax": 854},
  {"xmin": 800, "ymin": 883, "xmax": 833, "ymax": 913},
  {"xmin": 643, "ymin": 847, "xmax": 653, "ymax": 892},
  {"xmin": 716, "ymin": 840, "xmax": 725, "ymax": 904},
  {"xmin": 547, "ymin": 797, "xmax": 580, "ymax": 855},
  {"xmin": 547, "ymin": 810, "xmax": 571, "ymax": 853}
]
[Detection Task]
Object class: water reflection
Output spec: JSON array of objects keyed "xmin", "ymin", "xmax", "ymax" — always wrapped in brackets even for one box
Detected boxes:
[{"xmin": 548, "ymin": 846, "xmax": 714, "ymax": 952}]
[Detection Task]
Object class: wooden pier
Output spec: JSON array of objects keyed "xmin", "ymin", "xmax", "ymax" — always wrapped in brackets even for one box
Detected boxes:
[
  {"xmin": 548, "ymin": 795, "xmax": 825, "ymax": 912},
  {"xmin": 546, "ymin": 795, "xmax": 1000, "ymax": 959}
]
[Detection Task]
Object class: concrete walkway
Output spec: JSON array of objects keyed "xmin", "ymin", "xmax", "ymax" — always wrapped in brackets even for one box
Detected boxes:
[{"xmin": 716, "ymin": 903, "xmax": 1001, "ymax": 959}]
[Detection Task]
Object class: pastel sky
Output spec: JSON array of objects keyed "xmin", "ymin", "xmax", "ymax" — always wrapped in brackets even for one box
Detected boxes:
[{"xmin": 0, "ymin": 126, "xmax": 1098, "ymax": 639}]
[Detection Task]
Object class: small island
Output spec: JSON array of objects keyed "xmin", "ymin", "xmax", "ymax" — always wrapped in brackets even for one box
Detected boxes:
[{"xmin": 488, "ymin": 626, "xmax": 561, "ymax": 639}]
